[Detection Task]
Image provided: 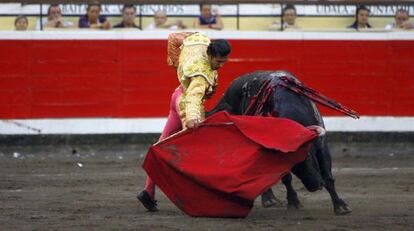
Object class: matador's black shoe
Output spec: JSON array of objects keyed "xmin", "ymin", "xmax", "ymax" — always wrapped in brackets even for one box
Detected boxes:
[{"xmin": 137, "ymin": 190, "xmax": 158, "ymax": 212}]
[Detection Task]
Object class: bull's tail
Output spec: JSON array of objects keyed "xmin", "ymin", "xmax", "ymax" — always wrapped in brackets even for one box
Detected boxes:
[{"xmin": 279, "ymin": 76, "xmax": 360, "ymax": 119}]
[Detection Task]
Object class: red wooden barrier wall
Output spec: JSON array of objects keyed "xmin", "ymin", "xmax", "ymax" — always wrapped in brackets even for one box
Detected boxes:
[{"xmin": 1, "ymin": 38, "xmax": 413, "ymax": 118}]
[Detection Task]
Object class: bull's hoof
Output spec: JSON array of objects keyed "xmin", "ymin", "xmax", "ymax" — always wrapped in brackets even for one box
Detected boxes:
[
  {"xmin": 287, "ymin": 199, "xmax": 303, "ymax": 210},
  {"xmin": 261, "ymin": 189, "xmax": 284, "ymax": 208},
  {"xmin": 287, "ymin": 191, "xmax": 303, "ymax": 210},
  {"xmin": 334, "ymin": 199, "xmax": 352, "ymax": 215},
  {"xmin": 262, "ymin": 197, "xmax": 284, "ymax": 208}
]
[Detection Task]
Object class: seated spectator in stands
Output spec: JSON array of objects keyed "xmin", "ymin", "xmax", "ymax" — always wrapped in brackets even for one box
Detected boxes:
[
  {"xmin": 79, "ymin": 3, "xmax": 111, "ymax": 30},
  {"xmin": 193, "ymin": 4, "xmax": 223, "ymax": 30},
  {"xmin": 114, "ymin": 4, "xmax": 140, "ymax": 29},
  {"xmin": 15, "ymin": 15, "xmax": 28, "ymax": 31},
  {"xmin": 269, "ymin": 4, "xmax": 300, "ymax": 31},
  {"xmin": 146, "ymin": 10, "xmax": 186, "ymax": 30},
  {"xmin": 37, "ymin": 4, "xmax": 74, "ymax": 30},
  {"xmin": 385, "ymin": 9, "xmax": 413, "ymax": 30},
  {"xmin": 347, "ymin": 5, "xmax": 372, "ymax": 30}
]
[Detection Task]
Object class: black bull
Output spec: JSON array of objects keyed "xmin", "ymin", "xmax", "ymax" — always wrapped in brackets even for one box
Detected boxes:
[{"xmin": 207, "ymin": 70, "xmax": 359, "ymax": 215}]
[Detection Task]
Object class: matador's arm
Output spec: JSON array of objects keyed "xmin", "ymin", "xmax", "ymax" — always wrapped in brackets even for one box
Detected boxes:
[{"xmin": 184, "ymin": 76, "xmax": 209, "ymax": 123}]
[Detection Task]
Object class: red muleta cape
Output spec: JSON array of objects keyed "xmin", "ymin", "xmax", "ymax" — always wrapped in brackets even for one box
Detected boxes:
[{"xmin": 143, "ymin": 111, "xmax": 318, "ymax": 218}]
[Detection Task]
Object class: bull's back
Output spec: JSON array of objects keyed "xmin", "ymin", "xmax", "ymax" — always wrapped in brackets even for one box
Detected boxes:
[
  {"xmin": 211, "ymin": 70, "xmax": 323, "ymax": 127},
  {"xmin": 275, "ymin": 87, "xmax": 322, "ymax": 127}
]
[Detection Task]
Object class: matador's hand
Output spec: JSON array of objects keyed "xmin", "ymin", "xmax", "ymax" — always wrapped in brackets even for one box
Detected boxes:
[
  {"xmin": 186, "ymin": 119, "xmax": 201, "ymax": 129},
  {"xmin": 307, "ymin": 125, "xmax": 326, "ymax": 136}
]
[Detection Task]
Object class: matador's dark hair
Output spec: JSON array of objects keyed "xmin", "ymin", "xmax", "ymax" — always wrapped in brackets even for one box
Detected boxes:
[{"xmin": 207, "ymin": 39, "xmax": 231, "ymax": 57}]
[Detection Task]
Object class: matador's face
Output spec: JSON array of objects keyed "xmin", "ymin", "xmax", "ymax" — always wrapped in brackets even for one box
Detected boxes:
[{"xmin": 209, "ymin": 55, "xmax": 228, "ymax": 70}]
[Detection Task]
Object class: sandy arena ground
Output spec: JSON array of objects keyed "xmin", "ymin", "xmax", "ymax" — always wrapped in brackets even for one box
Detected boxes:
[{"xmin": 0, "ymin": 143, "xmax": 413, "ymax": 230}]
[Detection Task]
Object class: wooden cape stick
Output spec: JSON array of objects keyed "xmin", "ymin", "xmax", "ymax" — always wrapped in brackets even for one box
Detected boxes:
[{"xmin": 153, "ymin": 122, "xmax": 235, "ymax": 146}]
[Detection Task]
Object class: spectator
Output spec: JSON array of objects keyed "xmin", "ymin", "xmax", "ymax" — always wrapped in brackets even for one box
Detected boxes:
[
  {"xmin": 385, "ymin": 9, "xmax": 413, "ymax": 30},
  {"xmin": 37, "ymin": 4, "xmax": 74, "ymax": 30},
  {"xmin": 193, "ymin": 4, "xmax": 223, "ymax": 30},
  {"xmin": 114, "ymin": 4, "xmax": 140, "ymax": 29},
  {"xmin": 15, "ymin": 15, "xmax": 28, "ymax": 31},
  {"xmin": 78, "ymin": 3, "xmax": 111, "ymax": 30},
  {"xmin": 269, "ymin": 4, "xmax": 300, "ymax": 31},
  {"xmin": 146, "ymin": 10, "xmax": 186, "ymax": 30},
  {"xmin": 348, "ymin": 5, "xmax": 372, "ymax": 30}
]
